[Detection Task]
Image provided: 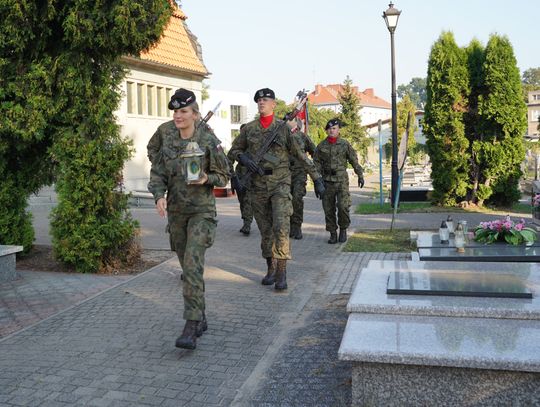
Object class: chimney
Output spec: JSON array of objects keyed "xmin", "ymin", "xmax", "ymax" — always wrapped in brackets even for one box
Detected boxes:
[
  {"xmin": 315, "ymin": 84, "xmax": 322, "ymax": 95},
  {"xmin": 364, "ymin": 88, "xmax": 374, "ymax": 97}
]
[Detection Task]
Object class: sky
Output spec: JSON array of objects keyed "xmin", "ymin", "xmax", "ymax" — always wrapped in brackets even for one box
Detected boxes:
[{"xmin": 181, "ymin": 0, "xmax": 538, "ymax": 103}]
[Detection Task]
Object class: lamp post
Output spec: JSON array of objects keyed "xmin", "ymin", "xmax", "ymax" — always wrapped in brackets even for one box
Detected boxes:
[{"xmin": 382, "ymin": 2, "xmax": 401, "ymax": 207}]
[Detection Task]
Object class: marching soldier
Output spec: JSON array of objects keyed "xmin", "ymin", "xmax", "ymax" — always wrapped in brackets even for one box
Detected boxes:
[
  {"xmin": 228, "ymin": 88, "xmax": 325, "ymax": 291},
  {"xmin": 314, "ymin": 118, "xmax": 364, "ymax": 244},
  {"xmin": 147, "ymin": 88, "xmax": 230, "ymax": 350},
  {"xmin": 288, "ymin": 118, "xmax": 316, "ymax": 240}
]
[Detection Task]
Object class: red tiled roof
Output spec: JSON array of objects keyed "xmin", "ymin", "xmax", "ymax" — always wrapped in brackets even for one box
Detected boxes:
[
  {"xmin": 137, "ymin": 2, "xmax": 208, "ymax": 76},
  {"xmin": 309, "ymin": 84, "xmax": 391, "ymax": 109}
]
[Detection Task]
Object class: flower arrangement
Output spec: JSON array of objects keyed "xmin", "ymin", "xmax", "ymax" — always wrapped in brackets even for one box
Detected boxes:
[{"xmin": 474, "ymin": 216, "xmax": 537, "ymax": 245}]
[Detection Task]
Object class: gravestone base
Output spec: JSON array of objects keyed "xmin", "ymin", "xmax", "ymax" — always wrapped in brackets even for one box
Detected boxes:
[
  {"xmin": 0, "ymin": 246, "xmax": 23, "ymax": 283},
  {"xmin": 353, "ymin": 362, "xmax": 540, "ymax": 407}
]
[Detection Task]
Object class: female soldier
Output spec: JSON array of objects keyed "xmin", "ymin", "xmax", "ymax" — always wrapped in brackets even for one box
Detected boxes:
[{"xmin": 147, "ymin": 89, "xmax": 230, "ymax": 350}]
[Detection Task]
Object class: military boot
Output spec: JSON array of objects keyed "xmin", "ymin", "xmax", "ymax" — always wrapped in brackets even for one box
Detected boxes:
[
  {"xmin": 175, "ymin": 320, "xmax": 198, "ymax": 350},
  {"xmin": 338, "ymin": 228, "xmax": 347, "ymax": 243},
  {"xmin": 239, "ymin": 221, "xmax": 251, "ymax": 235},
  {"xmin": 328, "ymin": 232, "xmax": 338, "ymax": 244},
  {"xmin": 196, "ymin": 312, "xmax": 208, "ymax": 338},
  {"xmin": 274, "ymin": 259, "xmax": 287, "ymax": 291},
  {"xmin": 293, "ymin": 227, "xmax": 303, "ymax": 240},
  {"xmin": 289, "ymin": 225, "xmax": 297, "ymax": 238},
  {"xmin": 261, "ymin": 258, "xmax": 276, "ymax": 285}
]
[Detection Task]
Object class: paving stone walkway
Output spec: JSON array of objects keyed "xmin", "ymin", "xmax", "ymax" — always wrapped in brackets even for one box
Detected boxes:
[{"xmin": 1, "ymin": 180, "xmax": 512, "ymax": 406}]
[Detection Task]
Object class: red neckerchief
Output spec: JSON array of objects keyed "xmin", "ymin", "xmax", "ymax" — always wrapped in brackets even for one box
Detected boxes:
[
  {"xmin": 259, "ymin": 114, "xmax": 274, "ymax": 129},
  {"xmin": 327, "ymin": 136, "xmax": 338, "ymax": 145}
]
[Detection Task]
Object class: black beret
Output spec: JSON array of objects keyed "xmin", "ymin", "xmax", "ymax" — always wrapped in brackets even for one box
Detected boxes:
[
  {"xmin": 325, "ymin": 118, "xmax": 342, "ymax": 130},
  {"xmin": 253, "ymin": 88, "xmax": 275, "ymax": 102},
  {"xmin": 168, "ymin": 88, "xmax": 196, "ymax": 110}
]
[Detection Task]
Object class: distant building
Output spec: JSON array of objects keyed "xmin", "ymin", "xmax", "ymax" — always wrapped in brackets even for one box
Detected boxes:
[
  {"xmin": 527, "ymin": 90, "xmax": 540, "ymax": 138},
  {"xmin": 202, "ymin": 89, "xmax": 250, "ymax": 152},
  {"xmin": 115, "ymin": 4, "xmax": 209, "ymax": 192},
  {"xmin": 308, "ymin": 84, "xmax": 391, "ymax": 125}
]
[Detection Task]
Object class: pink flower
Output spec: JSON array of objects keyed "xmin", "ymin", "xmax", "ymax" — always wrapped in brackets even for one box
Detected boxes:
[{"xmin": 515, "ymin": 223, "xmax": 524, "ymax": 231}]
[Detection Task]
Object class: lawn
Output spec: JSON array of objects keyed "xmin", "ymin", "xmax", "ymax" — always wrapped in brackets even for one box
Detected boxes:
[
  {"xmin": 343, "ymin": 229, "xmax": 413, "ymax": 253},
  {"xmin": 355, "ymin": 201, "xmax": 533, "ymax": 216}
]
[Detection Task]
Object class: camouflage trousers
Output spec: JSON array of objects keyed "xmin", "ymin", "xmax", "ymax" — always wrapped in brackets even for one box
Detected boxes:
[
  {"xmin": 250, "ymin": 183, "xmax": 293, "ymax": 260},
  {"xmin": 168, "ymin": 212, "xmax": 217, "ymax": 321},
  {"xmin": 290, "ymin": 172, "xmax": 307, "ymax": 229},
  {"xmin": 322, "ymin": 180, "xmax": 351, "ymax": 232},
  {"xmin": 236, "ymin": 187, "xmax": 253, "ymax": 224}
]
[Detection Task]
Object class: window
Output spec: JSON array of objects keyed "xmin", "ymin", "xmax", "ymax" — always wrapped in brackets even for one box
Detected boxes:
[
  {"xmin": 231, "ymin": 105, "xmax": 242, "ymax": 124},
  {"xmin": 166, "ymin": 88, "xmax": 173, "ymax": 117},
  {"xmin": 533, "ymin": 94, "xmax": 540, "ymax": 101},
  {"xmin": 126, "ymin": 82, "xmax": 136, "ymax": 114},
  {"xmin": 137, "ymin": 83, "xmax": 145, "ymax": 115},
  {"xmin": 532, "ymin": 110, "xmax": 540, "ymax": 121},
  {"xmin": 147, "ymin": 85, "xmax": 155, "ymax": 116},
  {"xmin": 157, "ymin": 87, "xmax": 164, "ymax": 117}
]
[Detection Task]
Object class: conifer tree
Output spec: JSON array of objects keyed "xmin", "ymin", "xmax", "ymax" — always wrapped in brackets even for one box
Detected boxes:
[
  {"xmin": 475, "ymin": 34, "xmax": 527, "ymax": 206},
  {"xmin": 424, "ymin": 32, "xmax": 470, "ymax": 205},
  {"xmin": 338, "ymin": 76, "xmax": 369, "ymax": 160}
]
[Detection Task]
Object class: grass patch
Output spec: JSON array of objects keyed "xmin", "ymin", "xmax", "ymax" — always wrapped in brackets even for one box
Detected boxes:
[
  {"xmin": 343, "ymin": 229, "xmax": 413, "ymax": 253},
  {"xmin": 356, "ymin": 201, "xmax": 533, "ymax": 216}
]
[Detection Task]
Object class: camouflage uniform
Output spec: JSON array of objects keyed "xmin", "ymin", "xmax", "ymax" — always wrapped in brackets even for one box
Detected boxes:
[
  {"xmin": 289, "ymin": 131, "xmax": 316, "ymax": 235},
  {"xmin": 147, "ymin": 120, "xmax": 229, "ymax": 321},
  {"xmin": 226, "ymin": 151, "xmax": 253, "ymax": 230},
  {"xmin": 314, "ymin": 137, "xmax": 363, "ymax": 233},
  {"xmin": 228, "ymin": 117, "xmax": 321, "ymax": 260}
]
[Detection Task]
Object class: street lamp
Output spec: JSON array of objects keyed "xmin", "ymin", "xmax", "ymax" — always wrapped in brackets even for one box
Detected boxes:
[{"xmin": 382, "ymin": 2, "xmax": 401, "ymax": 207}]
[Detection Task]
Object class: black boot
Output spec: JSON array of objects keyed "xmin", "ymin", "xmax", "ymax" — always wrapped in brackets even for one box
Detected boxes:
[
  {"xmin": 289, "ymin": 225, "xmax": 295, "ymax": 238},
  {"xmin": 338, "ymin": 228, "xmax": 347, "ymax": 243},
  {"xmin": 274, "ymin": 259, "xmax": 287, "ymax": 291},
  {"xmin": 328, "ymin": 232, "xmax": 338, "ymax": 244},
  {"xmin": 196, "ymin": 312, "xmax": 207, "ymax": 337},
  {"xmin": 261, "ymin": 258, "xmax": 276, "ymax": 285},
  {"xmin": 239, "ymin": 222, "xmax": 251, "ymax": 235},
  {"xmin": 293, "ymin": 227, "xmax": 303, "ymax": 240},
  {"xmin": 175, "ymin": 320, "xmax": 198, "ymax": 349}
]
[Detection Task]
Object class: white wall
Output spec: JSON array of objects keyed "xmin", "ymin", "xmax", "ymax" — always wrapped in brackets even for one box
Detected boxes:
[
  {"xmin": 202, "ymin": 89, "xmax": 250, "ymax": 152},
  {"xmin": 115, "ymin": 66, "xmax": 204, "ymax": 192}
]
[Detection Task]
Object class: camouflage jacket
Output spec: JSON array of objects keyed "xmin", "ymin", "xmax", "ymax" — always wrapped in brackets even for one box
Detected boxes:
[
  {"xmin": 228, "ymin": 117, "xmax": 321, "ymax": 190},
  {"xmin": 290, "ymin": 130, "xmax": 316, "ymax": 175},
  {"xmin": 147, "ymin": 120, "xmax": 230, "ymax": 214},
  {"xmin": 313, "ymin": 137, "xmax": 363, "ymax": 183}
]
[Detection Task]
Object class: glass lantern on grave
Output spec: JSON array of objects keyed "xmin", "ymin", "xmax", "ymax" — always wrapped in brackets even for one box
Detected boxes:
[
  {"xmin": 439, "ymin": 221, "xmax": 449, "ymax": 244},
  {"xmin": 180, "ymin": 141, "xmax": 205, "ymax": 184},
  {"xmin": 454, "ymin": 223, "xmax": 466, "ymax": 253},
  {"xmin": 446, "ymin": 215, "xmax": 454, "ymax": 235}
]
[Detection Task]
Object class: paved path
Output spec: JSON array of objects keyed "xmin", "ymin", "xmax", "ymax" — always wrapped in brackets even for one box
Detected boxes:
[{"xmin": 1, "ymin": 180, "xmax": 513, "ymax": 406}]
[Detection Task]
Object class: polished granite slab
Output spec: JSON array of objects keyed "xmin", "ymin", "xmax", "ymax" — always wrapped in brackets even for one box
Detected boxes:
[
  {"xmin": 412, "ymin": 230, "xmax": 540, "ymax": 249},
  {"xmin": 348, "ymin": 260, "xmax": 540, "ymax": 319},
  {"xmin": 339, "ymin": 313, "xmax": 540, "ymax": 372},
  {"xmin": 418, "ymin": 245, "xmax": 540, "ymax": 262},
  {"xmin": 387, "ymin": 271, "xmax": 533, "ymax": 299}
]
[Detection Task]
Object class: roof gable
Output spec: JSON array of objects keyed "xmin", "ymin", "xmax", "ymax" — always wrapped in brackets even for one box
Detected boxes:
[
  {"xmin": 136, "ymin": 3, "xmax": 208, "ymax": 76},
  {"xmin": 309, "ymin": 84, "xmax": 391, "ymax": 109}
]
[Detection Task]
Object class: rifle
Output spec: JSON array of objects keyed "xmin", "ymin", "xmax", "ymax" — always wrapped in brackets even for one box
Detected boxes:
[{"xmin": 234, "ymin": 90, "xmax": 308, "ymax": 192}]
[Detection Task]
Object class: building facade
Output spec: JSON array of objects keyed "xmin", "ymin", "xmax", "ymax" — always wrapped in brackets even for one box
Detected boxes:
[
  {"xmin": 308, "ymin": 84, "xmax": 392, "ymax": 125},
  {"xmin": 527, "ymin": 90, "xmax": 540, "ymax": 138},
  {"xmin": 115, "ymin": 4, "xmax": 209, "ymax": 192}
]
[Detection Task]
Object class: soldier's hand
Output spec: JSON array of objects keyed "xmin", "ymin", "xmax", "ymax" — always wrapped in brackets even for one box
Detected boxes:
[
  {"xmin": 238, "ymin": 153, "xmax": 261, "ymax": 175},
  {"xmin": 358, "ymin": 175, "xmax": 365, "ymax": 189},
  {"xmin": 314, "ymin": 177, "xmax": 325, "ymax": 200},
  {"xmin": 156, "ymin": 198, "xmax": 167, "ymax": 218}
]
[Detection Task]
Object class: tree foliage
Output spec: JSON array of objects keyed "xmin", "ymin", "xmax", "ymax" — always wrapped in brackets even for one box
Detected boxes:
[
  {"xmin": 1, "ymin": 0, "xmax": 172, "ymax": 271},
  {"xmin": 397, "ymin": 77, "xmax": 427, "ymax": 109},
  {"xmin": 521, "ymin": 67, "xmax": 540, "ymax": 101},
  {"xmin": 424, "ymin": 32, "xmax": 470, "ymax": 205},
  {"xmin": 424, "ymin": 32, "xmax": 526, "ymax": 207},
  {"xmin": 338, "ymin": 76, "xmax": 370, "ymax": 160}
]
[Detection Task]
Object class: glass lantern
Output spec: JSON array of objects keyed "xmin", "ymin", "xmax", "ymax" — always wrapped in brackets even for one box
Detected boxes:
[
  {"xmin": 446, "ymin": 215, "xmax": 454, "ymax": 235},
  {"xmin": 180, "ymin": 141, "xmax": 205, "ymax": 184},
  {"xmin": 454, "ymin": 223, "xmax": 465, "ymax": 253},
  {"xmin": 439, "ymin": 221, "xmax": 449, "ymax": 244}
]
